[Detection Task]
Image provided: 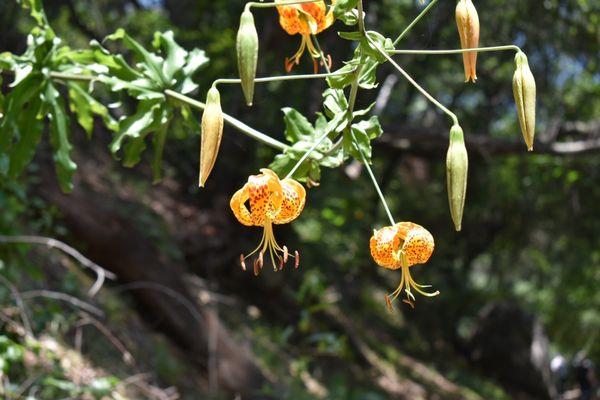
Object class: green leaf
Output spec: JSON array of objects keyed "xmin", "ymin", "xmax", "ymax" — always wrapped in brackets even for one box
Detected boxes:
[
  {"xmin": 332, "ymin": 0, "xmax": 359, "ymax": 18},
  {"xmin": 360, "ymin": 31, "xmax": 394, "ymax": 63},
  {"xmin": 8, "ymin": 94, "xmax": 44, "ymax": 178},
  {"xmin": 322, "ymin": 88, "xmax": 348, "ymax": 117},
  {"xmin": 67, "ymin": 82, "xmax": 118, "ymax": 138},
  {"xmin": 282, "ymin": 107, "xmax": 316, "ymax": 142},
  {"xmin": 0, "ymin": 73, "xmax": 44, "ymax": 175},
  {"xmin": 344, "ymin": 116, "xmax": 382, "ymax": 162},
  {"xmin": 153, "ymin": 31, "xmax": 187, "ymax": 83},
  {"xmin": 45, "ymin": 82, "xmax": 77, "ymax": 193},
  {"xmin": 105, "ymin": 29, "xmax": 167, "ymax": 86},
  {"xmin": 111, "ymin": 100, "xmax": 168, "ymax": 168}
]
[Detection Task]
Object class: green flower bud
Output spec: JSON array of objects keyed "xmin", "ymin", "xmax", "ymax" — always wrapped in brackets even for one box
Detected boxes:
[
  {"xmin": 446, "ymin": 124, "xmax": 469, "ymax": 232},
  {"xmin": 199, "ymin": 86, "xmax": 224, "ymax": 187},
  {"xmin": 513, "ymin": 51, "xmax": 536, "ymax": 151},
  {"xmin": 236, "ymin": 9, "xmax": 259, "ymax": 107}
]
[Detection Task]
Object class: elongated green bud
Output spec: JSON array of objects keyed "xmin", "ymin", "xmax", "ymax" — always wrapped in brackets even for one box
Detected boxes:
[
  {"xmin": 236, "ymin": 9, "xmax": 259, "ymax": 106},
  {"xmin": 199, "ymin": 86, "xmax": 224, "ymax": 187},
  {"xmin": 513, "ymin": 51, "xmax": 536, "ymax": 151},
  {"xmin": 446, "ymin": 124, "xmax": 469, "ymax": 232}
]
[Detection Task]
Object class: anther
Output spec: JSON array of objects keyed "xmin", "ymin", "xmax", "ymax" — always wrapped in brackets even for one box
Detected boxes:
[
  {"xmin": 385, "ymin": 294, "xmax": 393, "ymax": 311},
  {"xmin": 279, "ymin": 258, "xmax": 284, "ymax": 271},
  {"xmin": 258, "ymin": 251, "xmax": 264, "ymax": 270},
  {"xmin": 253, "ymin": 258, "xmax": 260, "ymax": 276},
  {"xmin": 402, "ymin": 299, "xmax": 415, "ymax": 309},
  {"xmin": 240, "ymin": 254, "xmax": 246, "ymax": 271},
  {"xmin": 283, "ymin": 246, "xmax": 289, "ymax": 264},
  {"xmin": 294, "ymin": 250, "xmax": 300, "ymax": 269}
]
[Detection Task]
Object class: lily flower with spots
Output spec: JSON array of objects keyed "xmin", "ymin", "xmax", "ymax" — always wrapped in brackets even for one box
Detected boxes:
[
  {"xmin": 230, "ymin": 169, "xmax": 306, "ymax": 275},
  {"xmin": 276, "ymin": 0, "xmax": 335, "ymax": 72},
  {"xmin": 370, "ymin": 222, "xmax": 439, "ymax": 309}
]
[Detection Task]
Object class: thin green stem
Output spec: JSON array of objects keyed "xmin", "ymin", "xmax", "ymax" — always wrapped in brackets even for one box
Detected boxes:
[
  {"xmin": 164, "ymin": 89, "xmax": 288, "ymax": 151},
  {"xmin": 357, "ymin": 0, "xmax": 366, "ymax": 35},
  {"xmin": 213, "ymin": 68, "xmax": 354, "ymax": 87},
  {"xmin": 351, "ymin": 131, "xmax": 395, "ymax": 226},
  {"xmin": 284, "ymin": 130, "xmax": 331, "ymax": 179},
  {"xmin": 49, "ymin": 71, "xmax": 95, "ymax": 82},
  {"xmin": 390, "ymin": 45, "xmax": 521, "ymax": 55},
  {"xmin": 310, "ymin": 34, "xmax": 331, "ymax": 74},
  {"xmin": 393, "ymin": 0, "xmax": 439, "ymax": 46},
  {"xmin": 246, "ymin": 0, "xmax": 320, "ymax": 10},
  {"xmin": 369, "ymin": 38, "xmax": 459, "ymax": 125}
]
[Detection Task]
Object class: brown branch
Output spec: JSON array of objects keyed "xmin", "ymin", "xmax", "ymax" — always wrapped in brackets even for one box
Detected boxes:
[{"xmin": 0, "ymin": 235, "xmax": 117, "ymax": 297}]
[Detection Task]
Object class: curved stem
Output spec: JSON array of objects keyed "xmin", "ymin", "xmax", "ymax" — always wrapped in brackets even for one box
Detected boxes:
[
  {"xmin": 370, "ymin": 39, "xmax": 459, "ymax": 125},
  {"xmin": 351, "ymin": 131, "xmax": 395, "ymax": 226},
  {"xmin": 284, "ymin": 129, "xmax": 330, "ymax": 179},
  {"xmin": 164, "ymin": 89, "xmax": 289, "ymax": 151},
  {"xmin": 390, "ymin": 45, "xmax": 521, "ymax": 55},
  {"xmin": 393, "ymin": 0, "xmax": 439, "ymax": 46},
  {"xmin": 213, "ymin": 68, "xmax": 355, "ymax": 87}
]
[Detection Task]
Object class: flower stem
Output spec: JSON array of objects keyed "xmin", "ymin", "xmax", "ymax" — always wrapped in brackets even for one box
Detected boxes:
[
  {"xmin": 390, "ymin": 45, "xmax": 521, "ymax": 55},
  {"xmin": 163, "ymin": 89, "xmax": 288, "ymax": 151},
  {"xmin": 393, "ymin": 0, "xmax": 439, "ymax": 46},
  {"xmin": 213, "ymin": 68, "xmax": 355, "ymax": 87},
  {"xmin": 284, "ymin": 130, "xmax": 331, "ymax": 180},
  {"xmin": 350, "ymin": 131, "xmax": 396, "ymax": 226},
  {"xmin": 369, "ymin": 38, "xmax": 459, "ymax": 125}
]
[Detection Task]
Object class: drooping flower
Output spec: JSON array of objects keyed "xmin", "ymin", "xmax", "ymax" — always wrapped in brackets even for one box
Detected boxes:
[
  {"xmin": 370, "ymin": 222, "xmax": 439, "ymax": 309},
  {"xmin": 455, "ymin": 0, "xmax": 480, "ymax": 83},
  {"xmin": 276, "ymin": 0, "xmax": 335, "ymax": 72},
  {"xmin": 230, "ymin": 169, "xmax": 306, "ymax": 275}
]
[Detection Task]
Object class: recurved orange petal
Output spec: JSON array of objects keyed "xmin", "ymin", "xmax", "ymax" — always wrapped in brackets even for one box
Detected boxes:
[
  {"xmin": 398, "ymin": 222, "xmax": 435, "ymax": 266},
  {"xmin": 274, "ymin": 178, "xmax": 306, "ymax": 224},
  {"xmin": 370, "ymin": 225, "xmax": 402, "ymax": 270},
  {"xmin": 230, "ymin": 186, "xmax": 254, "ymax": 226}
]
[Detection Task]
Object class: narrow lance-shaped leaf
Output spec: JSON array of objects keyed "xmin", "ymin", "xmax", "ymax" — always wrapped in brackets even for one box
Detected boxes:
[{"xmin": 45, "ymin": 82, "xmax": 77, "ymax": 193}]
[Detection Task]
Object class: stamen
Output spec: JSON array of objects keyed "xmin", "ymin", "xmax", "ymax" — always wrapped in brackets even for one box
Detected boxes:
[
  {"xmin": 283, "ymin": 246, "xmax": 289, "ymax": 264},
  {"xmin": 402, "ymin": 299, "xmax": 415, "ymax": 309},
  {"xmin": 253, "ymin": 258, "xmax": 260, "ymax": 276},
  {"xmin": 258, "ymin": 251, "xmax": 264, "ymax": 270},
  {"xmin": 385, "ymin": 294, "xmax": 393, "ymax": 311},
  {"xmin": 240, "ymin": 254, "xmax": 246, "ymax": 271}
]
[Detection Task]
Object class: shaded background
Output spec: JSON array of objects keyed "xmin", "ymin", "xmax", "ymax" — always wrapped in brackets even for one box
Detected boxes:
[{"xmin": 0, "ymin": 0, "xmax": 598, "ymax": 399}]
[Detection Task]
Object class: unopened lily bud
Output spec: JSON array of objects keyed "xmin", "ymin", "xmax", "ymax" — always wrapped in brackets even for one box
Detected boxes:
[
  {"xmin": 199, "ymin": 86, "xmax": 224, "ymax": 187},
  {"xmin": 446, "ymin": 124, "xmax": 469, "ymax": 232},
  {"xmin": 512, "ymin": 51, "xmax": 536, "ymax": 151},
  {"xmin": 236, "ymin": 9, "xmax": 259, "ymax": 106},
  {"xmin": 455, "ymin": 0, "xmax": 479, "ymax": 83}
]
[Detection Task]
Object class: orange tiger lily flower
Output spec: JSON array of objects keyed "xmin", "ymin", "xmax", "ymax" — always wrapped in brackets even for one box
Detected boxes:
[
  {"xmin": 276, "ymin": 0, "xmax": 335, "ymax": 72},
  {"xmin": 370, "ymin": 222, "xmax": 439, "ymax": 309},
  {"xmin": 230, "ymin": 169, "xmax": 306, "ymax": 275}
]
